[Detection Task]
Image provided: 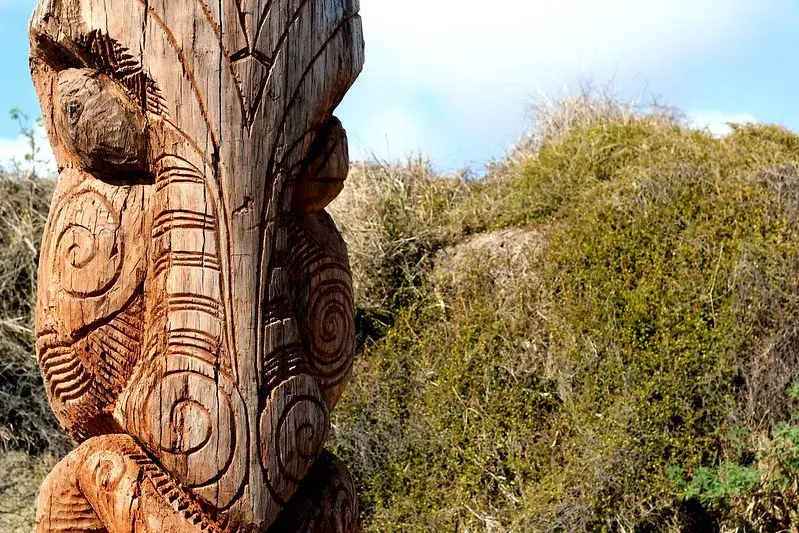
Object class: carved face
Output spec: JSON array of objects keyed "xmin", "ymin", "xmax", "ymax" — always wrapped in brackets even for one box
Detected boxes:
[{"xmin": 30, "ymin": 0, "xmax": 363, "ymax": 529}]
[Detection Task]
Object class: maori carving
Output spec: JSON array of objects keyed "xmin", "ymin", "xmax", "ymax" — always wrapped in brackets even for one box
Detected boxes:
[{"xmin": 30, "ymin": 0, "xmax": 364, "ymax": 531}]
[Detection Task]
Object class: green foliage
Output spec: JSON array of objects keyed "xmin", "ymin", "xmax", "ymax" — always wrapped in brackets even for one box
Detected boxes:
[
  {"xmin": 666, "ymin": 383, "xmax": 799, "ymax": 530},
  {"xmin": 329, "ymin": 94, "xmax": 799, "ymax": 531},
  {"xmin": 676, "ymin": 463, "xmax": 761, "ymax": 509}
]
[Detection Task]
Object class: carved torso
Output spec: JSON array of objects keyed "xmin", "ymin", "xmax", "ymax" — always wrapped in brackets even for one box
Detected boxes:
[{"xmin": 30, "ymin": 1, "xmax": 364, "ymax": 531}]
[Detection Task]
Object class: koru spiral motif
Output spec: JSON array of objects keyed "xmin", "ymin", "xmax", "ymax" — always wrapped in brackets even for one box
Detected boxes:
[{"xmin": 30, "ymin": 0, "xmax": 364, "ymax": 532}]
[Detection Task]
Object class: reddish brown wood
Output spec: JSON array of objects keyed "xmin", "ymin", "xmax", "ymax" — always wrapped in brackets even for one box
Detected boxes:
[{"xmin": 29, "ymin": 1, "xmax": 364, "ymax": 531}]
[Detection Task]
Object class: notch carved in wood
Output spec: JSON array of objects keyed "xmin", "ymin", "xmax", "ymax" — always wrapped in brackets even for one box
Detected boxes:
[{"xmin": 29, "ymin": 1, "xmax": 364, "ymax": 531}]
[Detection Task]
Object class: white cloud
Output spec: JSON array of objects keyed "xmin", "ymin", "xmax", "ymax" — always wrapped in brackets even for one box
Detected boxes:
[
  {"xmin": 341, "ymin": 0, "xmax": 766, "ymax": 166},
  {"xmin": 361, "ymin": 0, "xmax": 754, "ymax": 90},
  {"xmin": 0, "ymin": 125, "xmax": 56, "ymax": 177},
  {"xmin": 689, "ymin": 111, "xmax": 758, "ymax": 136}
]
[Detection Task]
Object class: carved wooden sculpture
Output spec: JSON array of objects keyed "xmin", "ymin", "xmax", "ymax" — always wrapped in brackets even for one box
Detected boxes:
[{"xmin": 29, "ymin": 1, "xmax": 364, "ymax": 531}]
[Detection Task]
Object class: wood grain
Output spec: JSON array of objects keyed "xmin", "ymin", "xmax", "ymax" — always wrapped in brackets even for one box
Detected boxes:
[{"xmin": 30, "ymin": 0, "xmax": 364, "ymax": 531}]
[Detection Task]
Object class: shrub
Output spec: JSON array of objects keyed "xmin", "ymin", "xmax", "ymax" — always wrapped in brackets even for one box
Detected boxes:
[
  {"xmin": 329, "ymin": 158, "xmax": 472, "ymax": 341},
  {"xmin": 330, "ymin": 246, "xmax": 557, "ymax": 531},
  {"xmin": 329, "ymin": 92, "xmax": 799, "ymax": 531}
]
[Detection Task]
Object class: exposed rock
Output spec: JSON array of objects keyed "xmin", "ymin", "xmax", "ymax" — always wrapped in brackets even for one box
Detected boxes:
[{"xmin": 434, "ymin": 227, "xmax": 548, "ymax": 286}]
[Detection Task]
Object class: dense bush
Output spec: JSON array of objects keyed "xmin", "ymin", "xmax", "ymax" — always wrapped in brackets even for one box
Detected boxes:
[{"xmin": 329, "ymin": 94, "xmax": 799, "ymax": 531}]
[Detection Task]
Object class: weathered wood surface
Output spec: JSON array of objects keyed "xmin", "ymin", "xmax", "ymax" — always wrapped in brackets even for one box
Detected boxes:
[{"xmin": 29, "ymin": 0, "xmax": 364, "ymax": 531}]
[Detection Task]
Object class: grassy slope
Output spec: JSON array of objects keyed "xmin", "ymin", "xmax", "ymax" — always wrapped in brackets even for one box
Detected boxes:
[
  {"xmin": 0, "ymin": 174, "xmax": 67, "ymax": 532},
  {"xmin": 329, "ymin": 96, "xmax": 799, "ymax": 531}
]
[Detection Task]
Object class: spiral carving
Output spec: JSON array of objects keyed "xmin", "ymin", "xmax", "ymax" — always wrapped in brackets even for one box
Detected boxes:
[
  {"xmin": 278, "ymin": 398, "xmax": 329, "ymax": 483},
  {"xmin": 141, "ymin": 357, "xmax": 247, "ymax": 510},
  {"xmin": 52, "ymin": 190, "xmax": 123, "ymax": 298},
  {"xmin": 305, "ymin": 262, "xmax": 356, "ymax": 392},
  {"xmin": 85, "ymin": 450, "xmax": 129, "ymax": 494},
  {"xmin": 37, "ymin": 169, "xmax": 147, "ymax": 340},
  {"xmin": 260, "ymin": 375, "xmax": 329, "ymax": 505}
]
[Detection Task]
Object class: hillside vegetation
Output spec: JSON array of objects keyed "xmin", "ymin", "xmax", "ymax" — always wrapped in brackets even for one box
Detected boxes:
[
  {"xmin": 328, "ymin": 94, "xmax": 799, "ymax": 531},
  {"xmin": 4, "ymin": 93, "xmax": 799, "ymax": 531}
]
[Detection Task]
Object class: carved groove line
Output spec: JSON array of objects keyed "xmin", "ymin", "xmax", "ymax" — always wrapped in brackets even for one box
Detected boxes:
[
  {"xmin": 261, "ymin": 344, "xmax": 308, "ymax": 392},
  {"xmin": 238, "ymin": 0, "xmax": 314, "ymax": 126},
  {"xmin": 81, "ymin": 295, "xmax": 144, "ymax": 404},
  {"xmin": 78, "ymin": 30, "xmax": 168, "ymax": 116},
  {"xmin": 38, "ymin": 490, "xmax": 104, "ymax": 532},
  {"xmin": 42, "ymin": 350, "xmax": 92, "ymax": 402},
  {"xmin": 125, "ymin": 449, "xmax": 228, "ymax": 532},
  {"xmin": 253, "ymin": 0, "xmax": 278, "ymax": 50},
  {"xmin": 268, "ymin": 11, "xmax": 361, "ymax": 181},
  {"xmin": 259, "ymin": 374, "xmax": 329, "ymax": 506},
  {"xmin": 133, "ymin": 1, "xmax": 219, "ymax": 152},
  {"xmin": 136, "ymin": 161, "xmax": 247, "ymax": 511},
  {"xmin": 51, "ymin": 190, "xmax": 125, "ymax": 299}
]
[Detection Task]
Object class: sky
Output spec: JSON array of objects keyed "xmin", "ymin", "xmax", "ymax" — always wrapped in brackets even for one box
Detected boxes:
[{"xmin": 1, "ymin": 0, "xmax": 797, "ymax": 174}]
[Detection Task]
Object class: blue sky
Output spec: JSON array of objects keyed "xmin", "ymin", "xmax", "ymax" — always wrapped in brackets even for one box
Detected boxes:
[{"xmin": 1, "ymin": 0, "xmax": 798, "ymax": 173}]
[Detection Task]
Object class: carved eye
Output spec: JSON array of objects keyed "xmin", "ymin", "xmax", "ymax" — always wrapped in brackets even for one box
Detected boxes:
[
  {"xmin": 64, "ymin": 101, "xmax": 83, "ymax": 126},
  {"xmin": 55, "ymin": 68, "xmax": 148, "ymax": 176}
]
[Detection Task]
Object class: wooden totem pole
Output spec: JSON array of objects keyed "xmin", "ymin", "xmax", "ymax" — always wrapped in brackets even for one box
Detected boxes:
[{"xmin": 29, "ymin": 0, "xmax": 363, "ymax": 531}]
